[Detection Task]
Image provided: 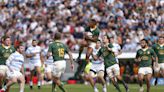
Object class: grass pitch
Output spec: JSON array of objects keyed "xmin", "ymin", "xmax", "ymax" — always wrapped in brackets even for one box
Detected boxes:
[{"xmin": 10, "ymin": 84, "xmax": 164, "ymax": 92}]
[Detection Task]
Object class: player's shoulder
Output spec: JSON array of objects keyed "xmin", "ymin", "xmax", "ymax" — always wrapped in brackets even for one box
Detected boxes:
[
  {"xmin": 36, "ymin": 45, "xmax": 41, "ymax": 49},
  {"xmin": 26, "ymin": 46, "xmax": 33, "ymax": 50},
  {"xmin": 10, "ymin": 45, "xmax": 15, "ymax": 50},
  {"xmin": 148, "ymin": 47, "xmax": 155, "ymax": 51},
  {"xmin": 137, "ymin": 48, "xmax": 142, "ymax": 52},
  {"xmin": 152, "ymin": 43, "xmax": 158, "ymax": 47},
  {"xmin": 108, "ymin": 43, "xmax": 113, "ymax": 48},
  {"xmin": 0, "ymin": 45, "xmax": 3, "ymax": 49}
]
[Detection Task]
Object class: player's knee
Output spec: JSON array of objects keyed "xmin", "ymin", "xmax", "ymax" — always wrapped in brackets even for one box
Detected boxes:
[
  {"xmin": 0, "ymin": 73, "xmax": 4, "ymax": 78},
  {"xmin": 12, "ymin": 79, "xmax": 17, "ymax": 83},
  {"xmin": 97, "ymin": 71, "xmax": 104, "ymax": 79},
  {"xmin": 138, "ymin": 76, "xmax": 143, "ymax": 81}
]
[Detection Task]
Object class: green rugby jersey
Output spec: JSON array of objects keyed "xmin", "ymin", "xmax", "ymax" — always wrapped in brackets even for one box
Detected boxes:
[
  {"xmin": 85, "ymin": 26, "xmax": 100, "ymax": 42},
  {"xmin": 48, "ymin": 41, "xmax": 69, "ymax": 62},
  {"xmin": 97, "ymin": 43, "xmax": 117, "ymax": 68},
  {"xmin": 152, "ymin": 44, "xmax": 164, "ymax": 63},
  {"xmin": 0, "ymin": 45, "xmax": 15, "ymax": 65},
  {"xmin": 136, "ymin": 48, "xmax": 157, "ymax": 67}
]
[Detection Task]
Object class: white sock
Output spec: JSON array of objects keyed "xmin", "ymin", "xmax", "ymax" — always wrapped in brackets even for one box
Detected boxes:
[
  {"xmin": 94, "ymin": 85, "xmax": 98, "ymax": 89},
  {"xmin": 103, "ymin": 85, "xmax": 106, "ymax": 88},
  {"xmin": 30, "ymin": 81, "xmax": 33, "ymax": 86},
  {"xmin": 38, "ymin": 81, "xmax": 41, "ymax": 86},
  {"xmin": 2, "ymin": 85, "xmax": 7, "ymax": 91},
  {"xmin": 20, "ymin": 89, "xmax": 24, "ymax": 92}
]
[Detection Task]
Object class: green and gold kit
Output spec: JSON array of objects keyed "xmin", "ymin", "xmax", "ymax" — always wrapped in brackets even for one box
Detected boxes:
[
  {"xmin": 85, "ymin": 26, "xmax": 100, "ymax": 42},
  {"xmin": 48, "ymin": 41, "xmax": 69, "ymax": 62},
  {"xmin": 0, "ymin": 45, "xmax": 15, "ymax": 65},
  {"xmin": 97, "ymin": 43, "xmax": 117, "ymax": 68},
  {"xmin": 136, "ymin": 48, "xmax": 157, "ymax": 67},
  {"xmin": 152, "ymin": 43, "xmax": 164, "ymax": 63}
]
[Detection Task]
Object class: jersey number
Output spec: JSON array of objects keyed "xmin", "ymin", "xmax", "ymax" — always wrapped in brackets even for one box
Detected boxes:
[{"xmin": 58, "ymin": 48, "xmax": 64, "ymax": 57}]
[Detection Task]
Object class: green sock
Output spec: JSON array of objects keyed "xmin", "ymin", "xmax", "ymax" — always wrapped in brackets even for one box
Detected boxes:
[
  {"xmin": 114, "ymin": 82, "xmax": 121, "ymax": 92},
  {"xmin": 120, "ymin": 80, "xmax": 128, "ymax": 89},
  {"xmin": 52, "ymin": 82, "xmax": 56, "ymax": 92},
  {"xmin": 58, "ymin": 84, "xmax": 66, "ymax": 92}
]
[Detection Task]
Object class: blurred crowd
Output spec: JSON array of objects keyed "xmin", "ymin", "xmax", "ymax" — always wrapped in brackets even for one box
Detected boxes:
[{"xmin": 0, "ymin": 0, "xmax": 163, "ymax": 52}]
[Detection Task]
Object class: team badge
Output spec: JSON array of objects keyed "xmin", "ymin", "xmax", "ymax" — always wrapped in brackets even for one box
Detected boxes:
[
  {"xmin": 10, "ymin": 49, "xmax": 13, "ymax": 53},
  {"xmin": 147, "ymin": 51, "xmax": 150, "ymax": 54}
]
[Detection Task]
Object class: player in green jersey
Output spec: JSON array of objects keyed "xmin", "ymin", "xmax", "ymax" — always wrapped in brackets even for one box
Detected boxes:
[
  {"xmin": 48, "ymin": 32, "xmax": 74, "ymax": 92},
  {"xmin": 0, "ymin": 36, "xmax": 15, "ymax": 92},
  {"xmin": 136, "ymin": 39, "xmax": 158, "ymax": 92},
  {"xmin": 93, "ymin": 36, "xmax": 129, "ymax": 92},
  {"xmin": 152, "ymin": 36, "xmax": 164, "ymax": 77},
  {"xmin": 77, "ymin": 19, "xmax": 100, "ymax": 63}
]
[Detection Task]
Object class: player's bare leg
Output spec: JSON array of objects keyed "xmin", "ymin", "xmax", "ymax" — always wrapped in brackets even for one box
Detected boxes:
[
  {"xmin": 36, "ymin": 66, "xmax": 42, "ymax": 89},
  {"xmin": 46, "ymin": 72, "xmax": 52, "ymax": 81},
  {"xmin": 88, "ymin": 75, "xmax": 95, "ymax": 87},
  {"xmin": 161, "ymin": 69, "xmax": 164, "ymax": 77},
  {"xmin": 145, "ymin": 74, "xmax": 152, "ymax": 92},
  {"xmin": 77, "ymin": 40, "xmax": 88, "ymax": 61},
  {"xmin": 29, "ymin": 70, "xmax": 34, "ymax": 89},
  {"xmin": 5, "ymin": 79, "xmax": 10, "ymax": 92},
  {"xmin": 53, "ymin": 77, "xmax": 66, "ymax": 92},
  {"xmin": 117, "ymin": 75, "xmax": 129, "ymax": 92},
  {"xmin": 86, "ymin": 47, "xmax": 93, "ymax": 63},
  {"xmin": 97, "ymin": 71, "xmax": 107, "ymax": 92},
  {"xmin": 0, "ymin": 74, "xmax": 3, "ymax": 89},
  {"xmin": 1, "ymin": 78, "xmax": 17, "ymax": 92},
  {"xmin": 88, "ymin": 74, "xmax": 98, "ymax": 92},
  {"xmin": 18, "ymin": 76, "xmax": 25, "ymax": 92},
  {"xmin": 138, "ymin": 74, "xmax": 144, "ymax": 92}
]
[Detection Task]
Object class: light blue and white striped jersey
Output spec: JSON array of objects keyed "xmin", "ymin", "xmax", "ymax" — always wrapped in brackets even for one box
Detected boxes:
[
  {"xmin": 92, "ymin": 47, "xmax": 103, "ymax": 64},
  {"xmin": 26, "ymin": 46, "xmax": 41, "ymax": 63},
  {"xmin": 42, "ymin": 48, "xmax": 53, "ymax": 65},
  {"xmin": 6, "ymin": 51, "xmax": 24, "ymax": 71}
]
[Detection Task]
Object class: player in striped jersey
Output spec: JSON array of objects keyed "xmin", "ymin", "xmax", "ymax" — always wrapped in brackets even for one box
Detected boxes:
[
  {"xmin": 0, "ymin": 43, "xmax": 25, "ymax": 92},
  {"xmin": 88, "ymin": 41, "xmax": 106, "ymax": 92},
  {"xmin": 26, "ymin": 40, "xmax": 44, "ymax": 89},
  {"xmin": 43, "ymin": 46, "xmax": 54, "ymax": 81}
]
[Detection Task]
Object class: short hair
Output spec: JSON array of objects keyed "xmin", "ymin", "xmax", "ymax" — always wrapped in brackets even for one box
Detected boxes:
[
  {"xmin": 54, "ymin": 32, "xmax": 61, "ymax": 40},
  {"xmin": 141, "ymin": 39, "xmax": 148, "ymax": 44},
  {"xmin": 32, "ymin": 39, "xmax": 37, "ymax": 42},
  {"xmin": 159, "ymin": 36, "xmax": 164, "ymax": 39},
  {"xmin": 3, "ymin": 36, "xmax": 10, "ymax": 41},
  {"xmin": 89, "ymin": 19, "xmax": 97, "ymax": 25},
  {"xmin": 15, "ymin": 42, "xmax": 24, "ymax": 50}
]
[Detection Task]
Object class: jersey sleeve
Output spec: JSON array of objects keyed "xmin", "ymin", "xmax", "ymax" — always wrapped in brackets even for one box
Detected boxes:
[
  {"xmin": 150, "ymin": 49, "xmax": 157, "ymax": 59},
  {"xmin": 48, "ymin": 44, "xmax": 53, "ymax": 52},
  {"xmin": 136, "ymin": 50, "xmax": 140, "ymax": 59},
  {"xmin": 6, "ymin": 54, "xmax": 14, "ymax": 66},
  {"xmin": 97, "ymin": 48, "xmax": 102, "ymax": 57},
  {"xmin": 64, "ymin": 44, "xmax": 69, "ymax": 53},
  {"xmin": 11, "ymin": 46, "xmax": 16, "ymax": 52},
  {"xmin": 26, "ymin": 48, "xmax": 31, "ymax": 55},
  {"xmin": 85, "ymin": 26, "xmax": 90, "ymax": 32},
  {"xmin": 108, "ymin": 43, "xmax": 113, "ymax": 49},
  {"xmin": 95, "ymin": 28, "xmax": 100, "ymax": 36}
]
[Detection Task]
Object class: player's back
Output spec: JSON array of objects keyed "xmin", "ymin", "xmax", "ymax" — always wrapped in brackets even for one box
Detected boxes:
[{"xmin": 49, "ymin": 41, "xmax": 68, "ymax": 61}]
